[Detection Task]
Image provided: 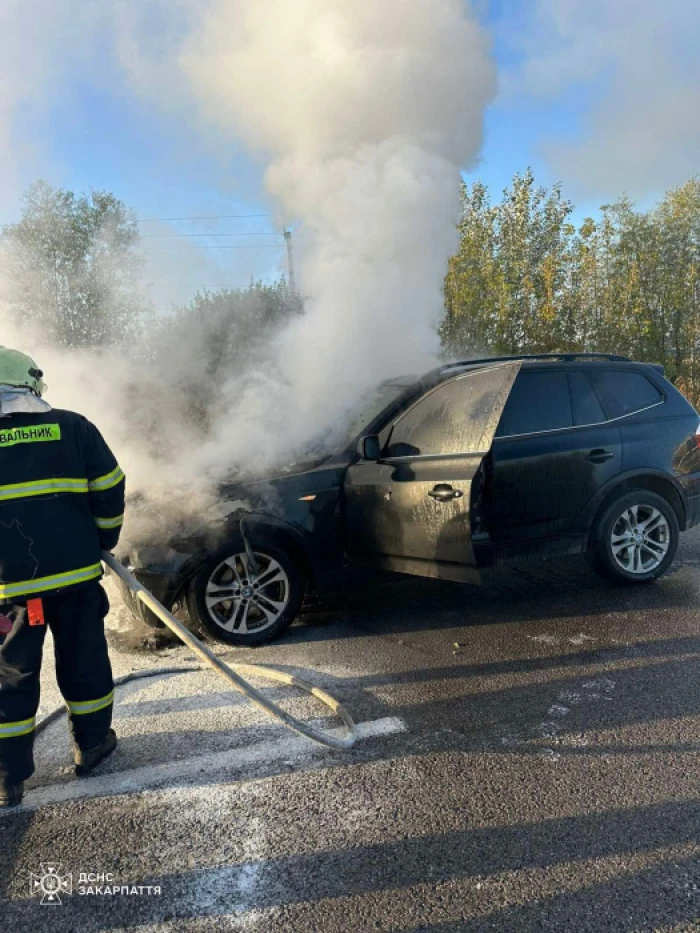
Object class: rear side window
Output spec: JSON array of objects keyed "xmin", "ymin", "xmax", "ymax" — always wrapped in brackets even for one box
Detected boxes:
[
  {"xmin": 498, "ymin": 371, "xmax": 572, "ymax": 437},
  {"xmin": 590, "ymin": 371, "xmax": 662, "ymax": 418},
  {"xmin": 568, "ymin": 371, "xmax": 606, "ymax": 426}
]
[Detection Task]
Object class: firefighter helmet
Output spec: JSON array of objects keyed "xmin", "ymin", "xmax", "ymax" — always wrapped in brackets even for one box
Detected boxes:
[{"xmin": 0, "ymin": 346, "xmax": 47, "ymax": 396}]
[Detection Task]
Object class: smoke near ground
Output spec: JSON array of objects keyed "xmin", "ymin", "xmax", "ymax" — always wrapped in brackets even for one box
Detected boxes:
[{"xmin": 1, "ymin": 0, "xmax": 495, "ymax": 544}]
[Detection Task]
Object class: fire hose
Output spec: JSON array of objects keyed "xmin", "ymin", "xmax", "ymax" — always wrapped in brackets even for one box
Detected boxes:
[
  {"xmin": 100, "ymin": 552, "xmax": 357, "ymax": 749},
  {"xmin": 37, "ymin": 554, "xmax": 357, "ymax": 749}
]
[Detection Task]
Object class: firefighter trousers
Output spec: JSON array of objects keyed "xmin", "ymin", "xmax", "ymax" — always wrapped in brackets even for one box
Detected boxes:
[{"xmin": 0, "ymin": 581, "xmax": 114, "ymax": 786}]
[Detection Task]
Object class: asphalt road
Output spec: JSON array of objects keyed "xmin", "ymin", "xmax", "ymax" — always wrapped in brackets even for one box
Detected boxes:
[{"xmin": 1, "ymin": 531, "xmax": 699, "ymax": 931}]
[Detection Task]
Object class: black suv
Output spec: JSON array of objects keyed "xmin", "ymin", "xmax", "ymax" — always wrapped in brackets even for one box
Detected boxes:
[{"xmin": 115, "ymin": 354, "xmax": 700, "ymax": 645}]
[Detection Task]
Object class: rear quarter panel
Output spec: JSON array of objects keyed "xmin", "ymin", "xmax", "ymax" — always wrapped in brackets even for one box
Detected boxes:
[
  {"xmin": 621, "ymin": 410, "xmax": 696, "ymax": 474},
  {"xmin": 612, "ymin": 401, "xmax": 700, "ymax": 530}
]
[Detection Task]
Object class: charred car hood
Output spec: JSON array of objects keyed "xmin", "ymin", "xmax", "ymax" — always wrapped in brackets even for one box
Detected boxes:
[
  {"xmin": 218, "ymin": 452, "xmax": 339, "ymax": 488},
  {"xmin": 217, "ymin": 459, "xmax": 348, "ymax": 517},
  {"xmin": 123, "ymin": 459, "xmax": 348, "ymax": 572}
]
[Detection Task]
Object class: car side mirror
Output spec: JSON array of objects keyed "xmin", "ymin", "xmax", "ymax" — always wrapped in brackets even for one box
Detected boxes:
[{"xmin": 357, "ymin": 435, "xmax": 381, "ymax": 461}]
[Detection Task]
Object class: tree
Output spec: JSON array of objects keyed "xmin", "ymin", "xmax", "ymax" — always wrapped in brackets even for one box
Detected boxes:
[
  {"xmin": 442, "ymin": 170, "xmax": 574, "ymax": 358},
  {"xmin": 0, "ymin": 181, "xmax": 148, "ymax": 347},
  {"xmin": 142, "ymin": 279, "xmax": 302, "ymax": 433},
  {"xmin": 441, "ymin": 172, "xmax": 700, "ymax": 404},
  {"xmin": 577, "ymin": 184, "xmax": 700, "ymax": 394},
  {"xmin": 442, "ymin": 181, "xmax": 499, "ymax": 356}
]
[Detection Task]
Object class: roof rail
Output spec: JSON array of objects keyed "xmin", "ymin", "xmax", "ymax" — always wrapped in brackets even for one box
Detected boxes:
[{"xmin": 444, "ymin": 352, "xmax": 632, "ymax": 369}]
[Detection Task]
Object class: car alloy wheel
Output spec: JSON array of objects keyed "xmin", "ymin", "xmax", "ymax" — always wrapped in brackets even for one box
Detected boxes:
[
  {"xmin": 610, "ymin": 503, "xmax": 670, "ymax": 575},
  {"xmin": 204, "ymin": 551, "xmax": 290, "ymax": 635}
]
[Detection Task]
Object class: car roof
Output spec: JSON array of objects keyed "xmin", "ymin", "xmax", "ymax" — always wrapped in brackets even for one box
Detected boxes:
[
  {"xmin": 358, "ymin": 354, "xmax": 682, "ymax": 447},
  {"xmin": 437, "ymin": 353, "xmax": 665, "ymax": 380}
]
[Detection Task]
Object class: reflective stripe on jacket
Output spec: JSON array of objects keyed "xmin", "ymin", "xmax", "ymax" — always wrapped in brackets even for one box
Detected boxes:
[{"xmin": 0, "ymin": 409, "xmax": 125, "ymax": 600}]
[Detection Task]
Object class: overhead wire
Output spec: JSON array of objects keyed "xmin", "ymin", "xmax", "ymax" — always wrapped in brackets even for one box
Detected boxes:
[
  {"xmin": 143, "ymin": 244, "xmax": 286, "ymax": 251},
  {"xmin": 140, "ymin": 232, "xmax": 284, "ymax": 239},
  {"xmin": 133, "ymin": 213, "xmax": 273, "ymax": 223}
]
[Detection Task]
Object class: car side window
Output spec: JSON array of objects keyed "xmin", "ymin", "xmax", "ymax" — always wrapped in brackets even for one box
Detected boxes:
[
  {"xmin": 589, "ymin": 371, "xmax": 662, "ymax": 418},
  {"xmin": 568, "ymin": 371, "xmax": 607, "ymax": 425},
  {"xmin": 386, "ymin": 364, "xmax": 517, "ymax": 457},
  {"xmin": 497, "ymin": 371, "xmax": 573, "ymax": 437}
]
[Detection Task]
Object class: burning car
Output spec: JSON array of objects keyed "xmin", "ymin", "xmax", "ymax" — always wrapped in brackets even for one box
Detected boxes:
[{"xmin": 112, "ymin": 354, "xmax": 700, "ymax": 645}]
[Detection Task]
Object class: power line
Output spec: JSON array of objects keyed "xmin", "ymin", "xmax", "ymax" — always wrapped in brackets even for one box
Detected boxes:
[
  {"xmin": 133, "ymin": 213, "xmax": 272, "ymax": 223},
  {"xmin": 143, "ymin": 244, "xmax": 286, "ymax": 251},
  {"xmin": 147, "ymin": 285, "xmax": 265, "ymax": 289},
  {"xmin": 140, "ymin": 232, "xmax": 284, "ymax": 239}
]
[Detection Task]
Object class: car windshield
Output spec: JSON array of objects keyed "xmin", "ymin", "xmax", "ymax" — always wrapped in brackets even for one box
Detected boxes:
[
  {"xmin": 294, "ymin": 377, "xmax": 415, "ymax": 466},
  {"xmin": 326, "ymin": 377, "xmax": 416, "ymax": 451},
  {"xmin": 273, "ymin": 376, "xmax": 418, "ymax": 475}
]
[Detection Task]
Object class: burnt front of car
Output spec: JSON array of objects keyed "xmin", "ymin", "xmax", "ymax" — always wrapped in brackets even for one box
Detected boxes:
[
  {"xmin": 108, "ymin": 545, "xmax": 196, "ymax": 629},
  {"xmin": 217, "ymin": 465, "xmax": 348, "ymax": 571},
  {"xmin": 113, "ymin": 462, "xmax": 348, "ymax": 628}
]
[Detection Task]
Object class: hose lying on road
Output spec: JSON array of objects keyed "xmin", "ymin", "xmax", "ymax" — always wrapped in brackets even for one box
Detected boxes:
[
  {"xmin": 99, "ymin": 552, "xmax": 357, "ymax": 750},
  {"xmin": 36, "ymin": 665, "xmax": 201, "ymax": 737}
]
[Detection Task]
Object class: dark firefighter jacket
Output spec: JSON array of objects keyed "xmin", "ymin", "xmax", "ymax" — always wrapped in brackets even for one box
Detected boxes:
[{"xmin": 0, "ymin": 409, "xmax": 125, "ymax": 602}]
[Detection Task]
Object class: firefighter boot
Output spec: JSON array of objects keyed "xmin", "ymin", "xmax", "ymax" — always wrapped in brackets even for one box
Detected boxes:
[
  {"xmin": 74, "ymin": 729, "xmax": 117, "ymax": 777},
  {"xmin": 0, "ymin": 781, "xmax": 24, "ymax": 808}
]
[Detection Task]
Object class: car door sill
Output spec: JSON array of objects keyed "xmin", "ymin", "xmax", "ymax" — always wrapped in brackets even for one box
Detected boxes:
[
  {"xmin": 373, "ymin": 554, "xmax": 481, "ymax": 584},
  {"xmin": 475, "ymin": 534, "xmax": 586, "ymax": 565}
]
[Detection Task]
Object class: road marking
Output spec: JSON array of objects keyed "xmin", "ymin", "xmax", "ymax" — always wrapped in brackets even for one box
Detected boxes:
[{"xmin": 3, "ymin": 716, "xmax": 406, "ymax": 815}]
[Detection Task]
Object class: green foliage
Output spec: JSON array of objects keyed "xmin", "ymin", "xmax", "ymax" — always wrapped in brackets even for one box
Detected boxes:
[
  {"xmin": 163, "ymin": 279, "xmax": 302, "ymax": 375},
  {"xmin": 442, "ymin": 173, "xmax": 700, "ymax": 402},
  {"xmin": 1, "ymin": 180, "xmax": 148, "ymax": 347},
  {"xmin": 144, "ymin": 279, "xmax": 302, "ymax": 429}
]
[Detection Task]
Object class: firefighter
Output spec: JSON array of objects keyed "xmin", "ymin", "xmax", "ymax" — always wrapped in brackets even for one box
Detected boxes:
[{"xmin": 0, "ymin": 347, "xmax": 125, "ymax": 807}]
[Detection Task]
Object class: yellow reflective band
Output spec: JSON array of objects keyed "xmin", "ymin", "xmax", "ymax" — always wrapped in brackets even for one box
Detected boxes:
[
  {"xmin": 95, "ymin": 514, "xmax": 124, "ymax": 530},
  {"xmin": 89, "ymin": 466, "xmax": 125, "ymax": 492},
  {"xmin": 0, "ymin": 423, "xmax": 61, "ymax": 449},
  {"xmin": 0, "ymin": 717, "xmax": 36, "ymax": 739},
  {"xmin": 66, "ymin": 690, "xmax": 114, "ymax": 716},
  {"xmin": 0, "ymin": 477, "xmax": 88, "ymax": 502},
  {"xmin": 0, "ymin": 563, "xmax": 102, "ymax": 600}
]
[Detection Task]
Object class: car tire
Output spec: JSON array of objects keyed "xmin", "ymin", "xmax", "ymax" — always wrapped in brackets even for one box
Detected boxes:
[
  {"xmin": 187, "ymin": 537, "xmax": 305, "ymax": 646},
  {"xmin": 588, "ymin": 489, "xmax": 679, "ymax": 584}
]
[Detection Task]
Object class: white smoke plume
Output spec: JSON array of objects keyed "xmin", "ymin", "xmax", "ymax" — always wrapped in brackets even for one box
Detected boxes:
[
  {"xmin": 1, "ymin": 0, "xmax": 495, "ymax": 542},
  {"xmin": 134, "ymin": 0, "xmax": 496, "ymax": 472}
]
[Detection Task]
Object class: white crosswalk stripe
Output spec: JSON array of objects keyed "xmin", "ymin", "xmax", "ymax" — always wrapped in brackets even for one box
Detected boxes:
[{"xmin": 8, "ymin": 668, "xmax": 405, "ymax": 815}]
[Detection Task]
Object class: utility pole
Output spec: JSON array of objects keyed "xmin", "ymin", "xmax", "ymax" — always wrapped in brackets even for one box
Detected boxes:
[{"xmin": 283, "ymin": 228, "xmax": 297, "ymax": 294}]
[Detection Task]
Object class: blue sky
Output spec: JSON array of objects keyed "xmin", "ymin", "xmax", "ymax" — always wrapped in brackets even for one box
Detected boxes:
[
  {"xmin": 14, "ymin": 34, "xmax": 582, "ymax": 300},
  {"xmin": 2, "ymin": 0, "xmax": 696, "ymax": 302},
  {"xmin": 19, "ymin": 20, "xmax": 602, "ymax": 225}
]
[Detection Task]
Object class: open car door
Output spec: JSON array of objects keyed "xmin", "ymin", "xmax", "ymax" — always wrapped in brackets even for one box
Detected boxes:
[{"xmin": 344, "ymin": 361, "xmax": 521, "ymax": 583}]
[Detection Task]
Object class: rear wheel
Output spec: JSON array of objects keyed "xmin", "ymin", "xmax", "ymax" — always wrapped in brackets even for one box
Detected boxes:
[
  {"xmin": 187, "ymin": 538, "xmax": 305, "ymax": 645},
  {"xmin": 589, "ymin": 489, "xmax": 679, "ymax": 583}
]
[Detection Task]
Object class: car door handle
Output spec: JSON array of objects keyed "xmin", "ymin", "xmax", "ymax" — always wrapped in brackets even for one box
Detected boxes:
[
  {"xmin": 586, "ymin": 448, "xmax": 615, "ymax": 463},
  {"xmin": 428, "ymin": 484, "xmax": 463, "ymax": 502}
]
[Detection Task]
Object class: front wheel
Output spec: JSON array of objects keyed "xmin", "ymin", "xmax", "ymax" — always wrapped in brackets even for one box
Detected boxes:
[
  {"xmin": 187, "ymin": 538, "xmax": 305, "ymax": 645},
  {"xmin": 589, "ymin": 489, "xmax": 679, "ymax": 584}
]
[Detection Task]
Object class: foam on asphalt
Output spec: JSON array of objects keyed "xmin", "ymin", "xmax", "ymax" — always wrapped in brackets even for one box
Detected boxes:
[{"xmin": 1, "ymin": 546, "xmax": 699, "ymax": 931}]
